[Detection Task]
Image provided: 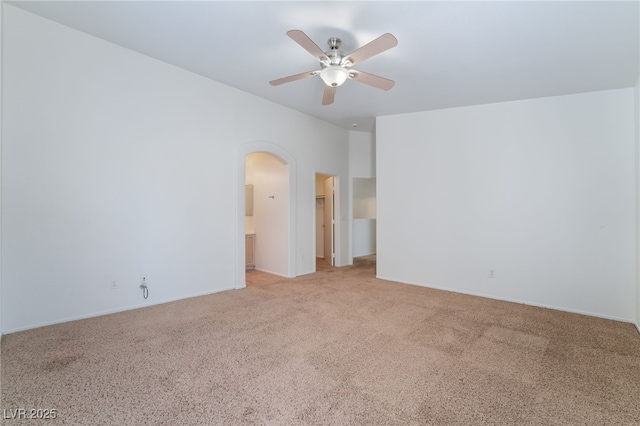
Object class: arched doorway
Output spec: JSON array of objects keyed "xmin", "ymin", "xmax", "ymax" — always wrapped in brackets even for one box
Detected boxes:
[
  {"xmin": 236, "ymin": 142, "xmax": 296, "ymax": 289},
  {"xmin": 246, "ymin": 152, "xmax": 289, "ymax": 275}
]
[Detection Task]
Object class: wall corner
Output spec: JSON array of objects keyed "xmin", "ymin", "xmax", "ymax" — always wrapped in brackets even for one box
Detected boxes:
[{"xmin": 635, "ymin": 76, "xmax": 640, "ymax": 331}]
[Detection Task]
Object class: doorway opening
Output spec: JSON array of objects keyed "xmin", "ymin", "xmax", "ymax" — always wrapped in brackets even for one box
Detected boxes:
[
  {"xmin": 315, "ymin": 173, "xmax": 338, "ymax": 268},
  {"xmin": 245, "ymin": 152, "xmax": 290, "ymax": 277},
  {"xmin": 237, "ymin": 142, "xmax": 296, "ymax": 290},
  {"xmin": 352, "ymin": 177, "xmax": 377, "ymax": 258}
]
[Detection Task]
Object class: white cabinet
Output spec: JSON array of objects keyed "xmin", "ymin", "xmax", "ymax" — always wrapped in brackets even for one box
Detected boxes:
[{"xmin": 245, "ymin": 234, "xmax": 255, "ymax": 270}]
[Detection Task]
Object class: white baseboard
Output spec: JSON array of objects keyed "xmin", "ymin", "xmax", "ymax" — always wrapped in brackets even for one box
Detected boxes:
[
  {"xmin": 253, "ymin": 267, "xmax": 292, "ymax": 278},
  {"xmin": 2, "ymin": 286, "xmax": 237, "ymax": 335},
  {"xmin": 375, "ymin": 274, "xmax": 634, "ymax": 325}
]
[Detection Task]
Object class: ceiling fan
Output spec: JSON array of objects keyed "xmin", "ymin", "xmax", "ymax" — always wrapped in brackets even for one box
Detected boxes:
[{"xmin": 269, "ymin": 30, "xmax": 398, "ymax": 105}]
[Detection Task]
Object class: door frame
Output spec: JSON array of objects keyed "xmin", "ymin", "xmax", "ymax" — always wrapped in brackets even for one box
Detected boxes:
[
  {"xmin": 313, "ymin": 171, "xmax": 341, "ymax": 271},
  {"xmin": 236, "ymin": 141, "xmax": 296, "ymax": 288}
]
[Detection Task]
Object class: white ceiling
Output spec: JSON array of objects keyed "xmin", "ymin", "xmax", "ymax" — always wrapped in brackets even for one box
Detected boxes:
[{"xmin": 8, "ymin": 1, "xmax": 640, "ymax": 132}]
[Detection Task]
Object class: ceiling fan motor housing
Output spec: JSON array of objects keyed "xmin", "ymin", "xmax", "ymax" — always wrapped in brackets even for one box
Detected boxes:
[
  {"xmin": 323, "ymin": 37, "xmax": 348, "ymax": 66},
  {"xmin": 328, "ymin": 37, "xmax": 342, "ymax": 50}
]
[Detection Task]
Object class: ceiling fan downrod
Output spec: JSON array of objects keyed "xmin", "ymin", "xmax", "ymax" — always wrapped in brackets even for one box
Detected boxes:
[{"xmin": 326, "ymin": 37, "xmax": 344, "ymax": 66}]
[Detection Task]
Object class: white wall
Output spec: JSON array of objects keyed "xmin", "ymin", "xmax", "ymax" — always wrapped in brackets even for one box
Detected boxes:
[
  {"xmin": 0, "ymin": 2, "xmax": 4, "ymax": 337},
  {"xmin": 635, "ymin": 77, "xmax": 640, "ymax": 332},
  {"xmin": 378, "ymin": 89, "xmax": 636, "ymax": 322},
  {"xmin": 353, "ymin": 220, "xmax": 376, "ymax": 257},
  {"xmin": 246, "ymin": 153, "xmax": 289, "ymax": 276},
  {"xmin": 1, "ymin": 6, "xmax": 349, "ymax": 333},
  {"xmin": 349, "ymin": 131, "xmax": 376, "ymax": 178},
  {"xmin": 353, "ymin": 178, "xmax": 376, "ymax": 219}
]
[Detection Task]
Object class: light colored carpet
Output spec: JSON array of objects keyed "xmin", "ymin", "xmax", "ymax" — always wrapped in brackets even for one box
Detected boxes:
[{"xmin": 2, "ymin": 255, "xmax": 639, "ymax": 425}]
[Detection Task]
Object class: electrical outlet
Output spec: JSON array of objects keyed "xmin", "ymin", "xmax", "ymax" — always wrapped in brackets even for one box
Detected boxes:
[
  {"xmin": 489, "ymin": 270, "xmax": 496, "ymax": 278},
  {"xmin": 110, "ymin": 280, "xmax": 119, "ymax": 290}
]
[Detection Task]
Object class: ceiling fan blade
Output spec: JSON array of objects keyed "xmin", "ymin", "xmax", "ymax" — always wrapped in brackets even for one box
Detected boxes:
[
  {"xmin": 269, "ymin": 71, "xmax": 318, "ymax": 86},
  {"xmin": 287, "ymin": 30, "xmax": 329, "ymax": 62},
  {"xmin": 349, "ymin": 70, "xmax": 395, "ymax": 91},
  {"xmin": 344, "ymin": 33, "xmax": 398, "ymax": 65},
  {"xmin": 322, "ymin": 85, "xmax": 336, "ymax": 105}
]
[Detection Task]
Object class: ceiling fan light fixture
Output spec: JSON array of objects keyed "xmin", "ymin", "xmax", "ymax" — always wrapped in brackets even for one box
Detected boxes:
[{"xmin": 320, "ymin": 66, "xmax": 349, "ymax": 87}]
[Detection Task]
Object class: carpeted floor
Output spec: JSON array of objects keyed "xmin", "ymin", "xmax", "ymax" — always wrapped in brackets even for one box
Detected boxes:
[{"xmin": 1, "ymin": 255, "xmax": 639, "ymax": 425}]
